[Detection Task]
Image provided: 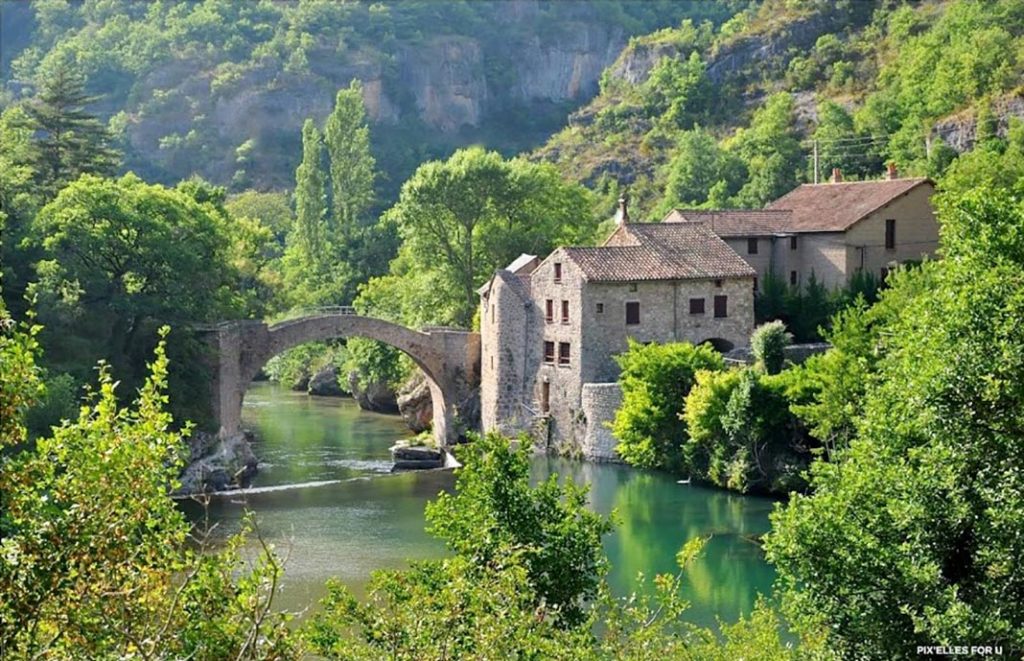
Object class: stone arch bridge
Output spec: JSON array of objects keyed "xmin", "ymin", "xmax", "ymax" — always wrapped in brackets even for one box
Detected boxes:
[{"xmin": 201, "ymin": 308, "xmax": 480, "ymax": 446}]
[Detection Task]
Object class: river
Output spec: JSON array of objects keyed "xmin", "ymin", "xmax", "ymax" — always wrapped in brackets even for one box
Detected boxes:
[{"xmin": 180, "ymin": 382, "xmax": 776, "ymax": 629}]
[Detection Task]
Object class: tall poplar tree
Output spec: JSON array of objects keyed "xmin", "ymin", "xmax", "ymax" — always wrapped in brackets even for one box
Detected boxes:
[
  {"xmin": 324, "ymin": 79, "xmax": 375, "ymax": 239},
  {"xmin": 292, "ymin": 118, "xmax": 327, "ymax": 266}
]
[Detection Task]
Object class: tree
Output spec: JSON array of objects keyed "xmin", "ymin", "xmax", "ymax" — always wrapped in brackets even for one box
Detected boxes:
[
  {"xmin": 728, "ymin": 93, "xmax": 804, "ymax": 207},
  {"xmin": 0, "ymin": 320, "xmax": 298, "ymax": 658},
  {"xmin": 659, "ymin": 126, "xmax": 745, "ymax": 211},
  {"xmin": 23, "ymin": 55, "xmax": 118, "ymax": 196},
  {"xmin": 291, "ymin": 118, "xmax": 328, "ymax": 268},
  {"xmin": 811, "ymin": 100, "xmax": 880, "ymax": 181},
  {"xmin": 386, "ymin": 147, "xmax": 597, "ymax": 326},
  {"xmin": 750, "ymin": 320, "xmax": 792, "ymax": 375},
  {"xmin": 610, "ymin": 339, "xmax": 723, "ymax": 472},
  {"xmin": 28, "ymin": 173, "xmax": 239, "ymax": 423},
  {"xmin": 324, "ymin": 79, "xmax": 376, "ymax": 238},
  {"xmin": 767, "ymin": 188, "xmax": 1024, "ymax": 656}
]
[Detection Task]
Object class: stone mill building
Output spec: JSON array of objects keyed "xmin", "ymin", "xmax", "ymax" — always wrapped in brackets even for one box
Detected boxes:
[{"xmin": 478, "ymin": 201, "xmax": 756, "ymax": 459}]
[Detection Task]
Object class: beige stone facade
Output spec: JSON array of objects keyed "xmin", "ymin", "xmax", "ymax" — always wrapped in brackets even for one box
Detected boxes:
[
  {"xmin": 667, "ymin": 177, "xmax": 940, "ymax": 290},
  {"xmin": 480, "ymin": 218, "xmax": 755, "ymax": 458}
]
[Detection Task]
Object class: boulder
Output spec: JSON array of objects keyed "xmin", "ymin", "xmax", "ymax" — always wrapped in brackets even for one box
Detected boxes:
[
  {"xmin": 397, "ymin": 372, "xmax": 433, "ymax": 432},
  {"xmin": 308, "ymin": 365, "xmax": 346, "ymax": 397},
  {"xmin": 390, "ymin": 441, "xmax": 444, "ymax": 471},
  {"xmin": 176, "ymin": 430, "xmax": 259, "ymax": 495},
  {"xmin": 347, "ymin": 370, "xmax": 399, "ymax": 413}
]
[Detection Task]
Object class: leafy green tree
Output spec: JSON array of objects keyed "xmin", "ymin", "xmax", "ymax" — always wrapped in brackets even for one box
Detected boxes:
[
  {"xmin": 426, "ymin": 433, "xmax": 613, "ymax": 627},
  {"xmin": 291, "ymin": 118, "xmax": 328, "ymax": 269},
  {"xmin": 684, "ymin": 367, "xmax": 808, "ymax": 493},
  {"xmin": 659, "ymin": 125, "xmax": 745, "ymax": 211},
  {"xmin": 811, "ymin": 100, "xmax": 881, "ymax": 181},
  {"xmin": 324, "ymin": 79, "xmax": 376, "ymax": 237},
  {"xmin": 28, "ymin": 173, "xmax": 239, "ymax": 423},
  {"xmin": 642, "ymin": 52, "xmax": 711, "ymax": 128},
  {"xmin": 750, "ymin": 320, "xmax": 791, "ymax": 375},
  {"xmin": 611, "ymin": 339, "xmax": 723, "ymax": 472},
  {"xmin": 386, "ymin": 147, "xmax": 597, "ymax": 326},
  {"xmin": 768, "ymin": 188, "xmax": 1024, "ymax": 657},
  {"xmin": 727, "ymin": 93, "xmax": 804, "ymax": 207},
  {"xmin": 0, "ymin": 321, "xmax": 298, "ymax": 658},
  {"xmin": 23, "ymin": 55, "xmax": 118, "ymax": 196}
]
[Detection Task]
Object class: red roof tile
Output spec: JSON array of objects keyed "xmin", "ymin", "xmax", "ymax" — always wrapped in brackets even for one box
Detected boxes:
[{"xmin": 663, "ymin": 209, "xmax": 792, "ymax": 236}]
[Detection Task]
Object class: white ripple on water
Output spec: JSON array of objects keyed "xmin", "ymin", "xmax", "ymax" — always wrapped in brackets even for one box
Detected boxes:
[{"xmin": 204, "ymin": 476, "xmax": 374, "ymax": 497}]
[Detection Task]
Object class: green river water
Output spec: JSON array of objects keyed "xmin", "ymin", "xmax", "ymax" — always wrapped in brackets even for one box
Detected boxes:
[{"xmin": 181, "ymin": 382, "xmax": 776, "ymax": 629}]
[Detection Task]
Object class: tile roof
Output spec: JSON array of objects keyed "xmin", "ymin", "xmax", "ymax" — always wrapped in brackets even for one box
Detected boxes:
[
  {"xmin": 663, "ymin": 209, "xmax": 793, "ymax": 236},
  {"xmin": 765, "ymin": 178, "xmax": 932, "ymax": 232},
  {"xmin": 477, "ymin": 268, "xmax": 531, "ymax": 299},
  {"xmin": 563, "ymin": 222, "xmax": 755, "ymax": 282}
]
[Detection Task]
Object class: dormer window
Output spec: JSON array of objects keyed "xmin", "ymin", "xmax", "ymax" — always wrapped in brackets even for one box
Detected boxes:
[{"xmin": 553, "ymin": 263, "xmax": 562, "ymax": 283}]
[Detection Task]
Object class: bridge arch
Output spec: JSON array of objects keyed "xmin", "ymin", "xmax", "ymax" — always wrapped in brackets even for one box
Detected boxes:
[{"xmin": 205, "ymin": 312, "xmax": 480, "ymax": 446}]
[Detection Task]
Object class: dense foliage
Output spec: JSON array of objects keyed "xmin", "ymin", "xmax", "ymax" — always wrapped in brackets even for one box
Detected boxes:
[
  {"xmin": 766, "ymin": 187, "xmax": 1024, "ymax": 657},
  {"xmin": 1, "ymin": 0, "xmax": 735, "ymax": 196},
  {"xmin": 0, "ymin": 318, "xmax": 296, "ymax": 658},
  {"xmin": 610, "ymin": 339, "xmax": 723, "ymax": 472}
]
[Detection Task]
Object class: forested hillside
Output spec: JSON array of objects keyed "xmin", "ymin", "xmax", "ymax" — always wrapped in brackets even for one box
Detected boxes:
[
  {"xmin": 0, "ymin": 0, "xmax": 743, "ymax": 201},
  {"xmin": 536, "ymin": 0, "xmax": 1024, "ymax": 218}
]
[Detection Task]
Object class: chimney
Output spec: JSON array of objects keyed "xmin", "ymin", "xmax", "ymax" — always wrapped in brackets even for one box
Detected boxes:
[
  {"xmin": 886, "ymin": 162, "xmax": 898, "ymax": 180},
  {"xmin": 831, "ymin": 167, "xmax": 843, "ymax": 183},
  {"xmin": 616, "ymin": 193, "xmax": 630, "ymax": 226}
]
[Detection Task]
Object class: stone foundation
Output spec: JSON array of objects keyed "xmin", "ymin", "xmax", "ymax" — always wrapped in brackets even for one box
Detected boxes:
[{"xmin": 579, "ymin": 382, "xmax": 623, "ymax": 462}]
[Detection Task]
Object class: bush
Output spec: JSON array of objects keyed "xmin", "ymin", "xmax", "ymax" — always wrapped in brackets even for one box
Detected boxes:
[
  {"xmin": 684, "ymin": 367, "xmax": 811, "ymax": 493},
  {"xmin": 610, "ymin": 339, "xmax": 723, "ymax": 472},
  {"xmin": 751, "ymin": 321, "xmax": 792, "ymax": 374}
]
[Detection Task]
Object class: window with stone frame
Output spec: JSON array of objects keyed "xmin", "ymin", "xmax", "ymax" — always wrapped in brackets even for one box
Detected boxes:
[
  {"xmin": 561, "ymin": 300, "xmax": 569, "ymax": 324},
  {"xmin": 625, "ymin": 301, "xmax": 640, "ymax": 325},
  {"xmin": 558, "ymin": 342, "xmax": 570, "ymax": 366},
  {"xmin": 554, "ymin": 262, "xmax": 562, "ymax": 282},
  {"xmin": 689, "ymin": 298, "xmax": 705, "ymax": 315},
  {"xmin": 545, "ymin": 299, "xmax": 553, "ymax": 323},
  {"xmin": 543, "ymin": 341, "xmax": 555, "ymax": 364}
]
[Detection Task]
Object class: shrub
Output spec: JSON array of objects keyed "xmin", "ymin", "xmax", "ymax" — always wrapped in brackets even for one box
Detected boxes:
[
  {"xmin": 611, "ymin": 339, "xmax": 723, "ymax": 472},
  {"xmin": 751, "ymin": 320, "xmax": 792, "ymax": 374}
]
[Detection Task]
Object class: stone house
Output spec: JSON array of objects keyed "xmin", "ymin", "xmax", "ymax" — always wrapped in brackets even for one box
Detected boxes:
[
  {"xmin": 479, "ymin": 208, "xmax": 755, "ymax": 459},
  {"xmin": 664, "ymin": 168, "xmax": 939, "ymax": 291}
]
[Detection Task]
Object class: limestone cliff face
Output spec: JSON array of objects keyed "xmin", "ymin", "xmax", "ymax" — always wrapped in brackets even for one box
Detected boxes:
[
  {"xmin": 118, "ymin": 0, "xmax": 633, "ymax": 189},
  {"xmin": 930, "ymin": 94, "xmax": 1024, "ymax": 152}
]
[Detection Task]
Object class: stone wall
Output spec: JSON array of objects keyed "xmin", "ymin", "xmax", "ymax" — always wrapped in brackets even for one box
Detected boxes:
[
  {"xmin": 579, "ymin": 383, "xmax": 623, "ymax": 462},
  {"xmin": 480, "ymin": 271, "xmax": 534, "ymax": 436}
]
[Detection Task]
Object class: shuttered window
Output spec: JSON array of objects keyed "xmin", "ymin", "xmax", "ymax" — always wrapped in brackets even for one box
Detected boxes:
[{"xmin": 713, "ymin": 295, "xmax": 728, "ymax": 318}]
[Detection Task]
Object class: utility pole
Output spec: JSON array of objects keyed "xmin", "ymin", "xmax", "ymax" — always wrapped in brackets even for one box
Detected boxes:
[{"xmin": 813, "ymin": 139, "xmax": 819, "ymax": 184}]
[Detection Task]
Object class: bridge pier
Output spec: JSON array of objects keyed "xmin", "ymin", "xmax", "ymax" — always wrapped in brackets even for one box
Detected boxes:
[{"xmin": 204, "ymin": 315, "xmax": 479, "ymax": 447}]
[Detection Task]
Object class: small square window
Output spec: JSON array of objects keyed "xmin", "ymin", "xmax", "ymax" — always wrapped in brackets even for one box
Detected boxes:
[
  {"xmin": 558, "ymin": 342, "xmax": 571, "ymax": 366},
  {"xmin": 553, "ymin": 262, "xmax": 562, "ymax": 283},
  {"xmin": 790, "ymin": 236, "xmax": 798, "ymax": 250},
  {"xmin": 747, "ymin": 238, "xmax": 758, "ymax": 254},
  {"xmin": 628, "ymin": 283, "xmax": 638, "ymax": 292},
  {"xmin": 561, "ymin": 300, "xmax": 570, "ymax": 324},
  {"xmin": 714, "ymin": 279, "xmax": 723, "ymax": 288},
  {"xmin": 714, "ymin": 295, "xmax": 728, "ymax": 318},
  {"xmin": 689, "ymin": 298, "xmax": 705, "ymax": 315},
  {"xmin": 596, "ymin": 303, "xmax": 604, "ymax": 314},
  {"xmin": 543, "ymin": 341, "xmax": 555, "ymax": 364},
  {"xmin": 626, "ymin": 302, "xmax": 640, "ymax": 325}
]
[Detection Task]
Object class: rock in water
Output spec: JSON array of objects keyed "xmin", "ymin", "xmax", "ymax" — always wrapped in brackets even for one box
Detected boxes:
[
  {"xmin": 176, "ymin": 430, "xmax": 259, "ymax": 495},
  {"xmin": 308, "ymin": 365, "xmax": 346, "ymax": 397},
  {"xmin": 397, "ymin": 372, "xmax": 432, "ymax": 432},
  {"xmin": 390, "ymin": 441, "xmax": 443, "ymax": 470},
  {"xmin": 347, "ymin": 370, "xmax": 399, "ymax": 413}
]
